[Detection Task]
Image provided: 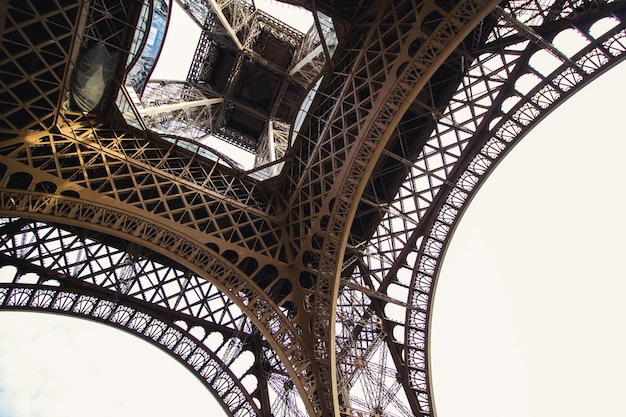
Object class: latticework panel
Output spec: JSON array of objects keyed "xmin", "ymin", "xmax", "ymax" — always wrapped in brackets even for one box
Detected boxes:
[
  {"xmin": 0, "ymin": 282, "xmax": 259, "ymax": 415},
  {"xmin": 288, "ymin": 14, "xmax": 331, "ymax": 90},
  {"xmin": 0, "ymin": 218, "xmax": 261, "ymax": 414},
  {"xmin": 0, "ymin": 217, "xmax": 320, "ymax": 417},
  {"xmin": 0, "ymin": 0, "xmax": 88, "ymax": 131},
  {"xmin": 0, "ymin": 134, "xmax": 317, "ymax": 415},
  {"xmin": 0, "ymin": 113, "xmax": 286, "ymax": 261},
  {"xmin": 2, "ymin": 0, "xmax": 626, "ymax": 416},
  {"xmin": 139, "ymin": 81, "xmax": 226, "ymax": 142},
  {"xmin": 332, "ymin": 1, "xmax": 626, "ymax": 416},
  {"xmin": 0, "ymin": 0, "xmax": 147, "ymax": 130},
  {"xmin": 174, "ymin": 0, "xmax": 326, "ymax": 170},
  {"xmin": 280, "ymin": 0, "xmax": 501, "ymax": 414}
]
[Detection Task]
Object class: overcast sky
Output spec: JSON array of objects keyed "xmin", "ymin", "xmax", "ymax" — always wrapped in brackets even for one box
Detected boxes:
[
  {"xmin": 0, "ymin": 312, "xmax": 225, "ymax": 417},
  {"xmin": 1, "ymin": 2, "xmax": 625, "ymax": 417}
]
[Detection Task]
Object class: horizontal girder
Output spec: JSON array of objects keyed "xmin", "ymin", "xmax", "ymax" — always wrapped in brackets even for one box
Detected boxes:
[{"xmin": 0, "ymin": 113, "xmax": 286, "ymax": 261}]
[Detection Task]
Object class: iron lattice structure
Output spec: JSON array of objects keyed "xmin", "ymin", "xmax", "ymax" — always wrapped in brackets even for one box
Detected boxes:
[{"xmin": 1, "ymin": 0, "xmax": 625, "ymax": 416}]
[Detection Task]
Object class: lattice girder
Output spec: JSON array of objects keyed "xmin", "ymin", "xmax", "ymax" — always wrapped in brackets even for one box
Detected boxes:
[
  {"xmin": 0, "ymin": 189, "xmax": 318, "ymax": 404},
  {"xmin": 0, "ymin": 219, "xmax": 264, "ymax": 416},
  {"xmin": 336, "ymin": 2, "xmax": 626, "ymax": 416},
  {"xmin": 0, "ymin": 217, "xmax": 331, "ymax": 416},
  {"xmin": 137, "ymin": 82, "xmax": 227, "ymax": 145},
  {"xmin": 279, "ymin": 0, "xmax": 502, "ymax": 414},
  {"xmin": 0, "ymin": 117, "xmax": 325, "ymax": 415},
  {"xmin": 0, "ymin": 114, "xmax": 285, "ymax": 260},
  {"xmin": 0, "ymin": 0, "xmax": 89, "ymax": 132},
  {"xmin": 178, "ymin": 0, "xmax": 324, "ymax": 166},
  {"xmin": 1, "ymin": 282, "xmax": 261, "ymax": 416},
  {"xmin": 0, "ymin": 0, "xmax": 324, "ymax": 412},
  {"xmin": 408, "ymin": 3, "xmax": 626, "ymax": 410},
  {"xmin": 0, "ymin": 0, "xmax": 153, "ymax": 131}
]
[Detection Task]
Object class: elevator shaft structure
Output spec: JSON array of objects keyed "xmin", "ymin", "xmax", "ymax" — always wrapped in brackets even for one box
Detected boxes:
[{"xmin": 1, "ymin": 0, "xmax": 626, "ymax": 416}]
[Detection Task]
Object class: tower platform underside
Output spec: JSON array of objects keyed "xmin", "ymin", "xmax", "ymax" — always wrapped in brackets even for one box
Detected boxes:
[{"xmin": 1, "ymin": 0, "xmax": 625, "ymax": 416}]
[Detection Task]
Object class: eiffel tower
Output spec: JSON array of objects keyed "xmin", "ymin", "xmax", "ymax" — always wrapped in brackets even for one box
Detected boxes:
[{"xmin": 1, "ymin": 0, "xmax": 625, "ymax": 416}]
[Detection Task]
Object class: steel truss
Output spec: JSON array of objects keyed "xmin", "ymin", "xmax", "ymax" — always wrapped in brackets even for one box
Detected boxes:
[
  {"xmin": 1, "ymin": 0, "xmax": 626, "ymax": 416},
  {"xmin": 140, "ymin": 0, "xmax": 331, "ymax": 173}
]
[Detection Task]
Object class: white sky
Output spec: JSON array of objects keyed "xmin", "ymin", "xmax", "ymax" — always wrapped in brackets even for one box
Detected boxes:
[
  {"xmin": 1, "ymin": 3, "xmax": 625, "ymax": 417},
  {"xmin": 0, "ymin": 312, "xmax": 225, "ymax": 417}
]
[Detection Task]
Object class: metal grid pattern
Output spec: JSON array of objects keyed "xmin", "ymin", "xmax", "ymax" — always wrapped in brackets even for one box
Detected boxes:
[
  {"xmin": 281, "ymin": 0, "xmax": 502, "ymax": 413},
  {"xmin": 1, "ymin": 0, "xmax": 626, "ymax": 416},
  {"xmin": 335, "ymin": 2, "xmax": 626, "ymax": 416},
  {"xmin": 0, "ymin": 113, "xmax": 285, "ymax": 260},
  {"xmin": 139, "ymin": 0, "xmax": 327, "ymax": 172},
  {"xmin": 0, "ymin": 229, "xmax": 263, "ymax": 415},
  {"xmin": 0, "ymin": 0, "xmax": 88, "ymax": 131},
  {"xmin": 0, "ymin": 217, "xmax": 315, "ymax": 417},
  {"xmin": 0, "ymin": 0, "xmax": 145, "ymax": 129}
]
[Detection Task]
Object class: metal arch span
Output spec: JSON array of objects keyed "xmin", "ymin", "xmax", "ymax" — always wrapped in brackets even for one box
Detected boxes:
[
  {"xmin": 417, "ymin": 4, "xmax": 626, "ymax": 409},
  {"xmin": 0, "ymin": 190, "xmax": 320, "ymax": 415},
  {"xmin": 0, "ymin": 285, "xmax": 260, "ymax": 417},
  {"xmin": 0, "ymin": 219, "xmax": 262, "ymax": 417},
  {"xmin": 0, "ymin": 111, "xmax": 335, "ymax": 414},
  {"xmin": 0, "ymin": 0, "xmax": 322, "ymax": 411},
  {"xmin": 0, "ymin": 113, "xmax": 285, "ymax": 261},
  {"xmin": 335, "ymin": 2, "xmax": 626, "ymax": 416},
  {"xmin": 280, "ymin": 0, "xmax": 502, "ymax": 413},
  {"xmin": 0, "ymin": 217, "xmax": 323, "ymax": 417}
]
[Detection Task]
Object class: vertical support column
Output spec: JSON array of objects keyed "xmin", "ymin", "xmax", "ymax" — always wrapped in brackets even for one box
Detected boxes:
[{"xmin": 268, "ymin": 120, "xmax": 276, "ymax": 162}]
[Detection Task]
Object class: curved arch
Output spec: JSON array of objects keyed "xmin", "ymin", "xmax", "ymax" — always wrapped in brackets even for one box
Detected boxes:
[
  {"xmin": 0, "ymin": 216, "xmax": 312, "ymax": 417},
  {"xmin": 0, "ymin": 264, "xmax": 259, "ymax": 417},
  {"xmin": 0, "ymin": 189, "xmax": 318, "ymax": 414},
  {"xmin": 280, "ymin": 0, "xmax": 502, "ymax": 413},
  {"xmin": 4, "ymin": 1, "xmax": 626, "ymax": 416},
  {"xmin": 404, "ymin": 7, "xmax": 626, "ymax": 415},
  {"xmin": 416, "ymin": 13, "xmax": 626, "ymax": 409},
  {"xmin": 332, "ymin": 2, "xmax": 626, "ymax": 416},
  {"xmin": 429, "ymin": 60, "xmax": 626, "ymax": 417}
]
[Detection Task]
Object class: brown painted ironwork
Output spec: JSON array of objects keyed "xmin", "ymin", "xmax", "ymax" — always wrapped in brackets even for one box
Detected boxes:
[{"xmin": 1, "ymin": 0, "xmax": 625, "ymax": 416}]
